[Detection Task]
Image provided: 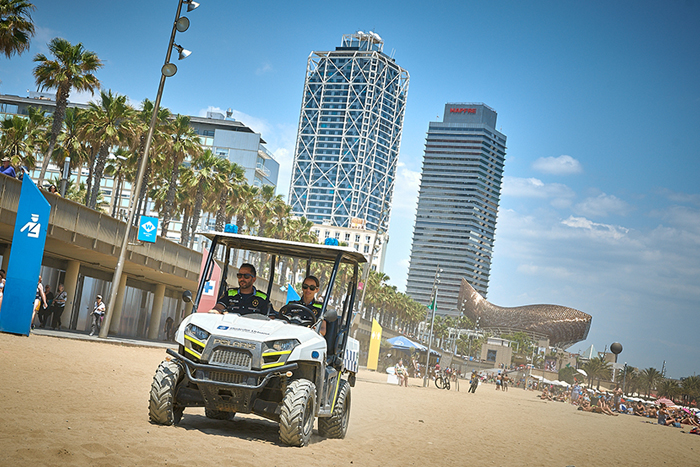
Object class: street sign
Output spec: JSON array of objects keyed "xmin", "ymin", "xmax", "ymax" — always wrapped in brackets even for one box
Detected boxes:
[{"xmin": 138, "ymin": 216, "xmax": 159, "ymax": 243}]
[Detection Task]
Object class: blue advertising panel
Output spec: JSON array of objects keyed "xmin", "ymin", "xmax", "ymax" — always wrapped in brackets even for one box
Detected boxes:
[
  {"xmin": 138, "ymin": 215, "xmax": 159, "ymax": 243},
  {"xmin": 0, "ymin": 177, "xmax": 51, "ymax": 335}
]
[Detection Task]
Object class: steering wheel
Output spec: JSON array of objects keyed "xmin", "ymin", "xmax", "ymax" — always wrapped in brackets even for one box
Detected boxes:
[{"xmin": 278, "ymin": 303, "xmax": 317, "ymax": 327}]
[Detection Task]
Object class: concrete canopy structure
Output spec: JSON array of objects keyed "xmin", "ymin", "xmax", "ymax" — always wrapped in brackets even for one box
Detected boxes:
[{"xmin": 458, "ymin": 279, "xmax": 592, "ymax": 349}]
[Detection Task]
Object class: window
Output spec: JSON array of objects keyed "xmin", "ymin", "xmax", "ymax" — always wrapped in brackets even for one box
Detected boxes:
[
  {"xmin": 365, "ymin": 235, "xmax": 371, "ymax": 243},
  {"xmin": 363, "ymin": 245, "xmax": 369, "ymax": 253},
  {"xmin": 344, "ymin": 233, "xmax": 350, "ymax": 241},
  {"xmin": 354, "ymin": 244, "xmax": 359, "ymax": 251},
  {"xmin": 334, "ymin": 232, "xmax": 340, "ymax": 239},
  {"xmin": 324, "ymin": 231, "xmax": 330, "ymax": 238},
  {"xmin": 355, "ymin": 234, "xmax": 360, "ymax": 242}
]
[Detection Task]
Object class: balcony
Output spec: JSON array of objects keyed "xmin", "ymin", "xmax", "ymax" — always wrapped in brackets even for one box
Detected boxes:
[{"xmin": 255, "ymin": 162, "xmax": 270, "ymax": 178}]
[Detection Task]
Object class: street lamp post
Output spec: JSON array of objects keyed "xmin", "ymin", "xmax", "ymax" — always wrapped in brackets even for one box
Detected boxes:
[
  {"xmin": 422, "ymin": 265, "xmax": 441, "ymax": 388},
  {"xmin": 100, "ymin": 0, "xmax": 198, "ymax": 338}
]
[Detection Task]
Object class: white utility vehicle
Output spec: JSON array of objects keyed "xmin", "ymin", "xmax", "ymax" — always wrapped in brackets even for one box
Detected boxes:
[{"xmin": 148, "ymin": 232, "xmax": 363, "ymax": 447}]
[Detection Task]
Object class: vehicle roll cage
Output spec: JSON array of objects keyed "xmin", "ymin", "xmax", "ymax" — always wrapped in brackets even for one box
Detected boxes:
[{"xmin": 191, "ymin": 232, "xmax": 366, "ymax": 365}]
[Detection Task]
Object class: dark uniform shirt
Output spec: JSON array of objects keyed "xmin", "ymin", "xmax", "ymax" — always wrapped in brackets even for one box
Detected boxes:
[{"xmin": 216, "ymin": 287, "xmax": 271, "ymax": 316}]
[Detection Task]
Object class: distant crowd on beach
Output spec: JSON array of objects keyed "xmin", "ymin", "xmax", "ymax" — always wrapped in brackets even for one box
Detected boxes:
[{"xmin": 538, "ymin": 383, "xmax": 700, "ymax": 433}]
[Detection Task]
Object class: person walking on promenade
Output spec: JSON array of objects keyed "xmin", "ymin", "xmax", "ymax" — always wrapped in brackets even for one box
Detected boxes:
[
  {"xmin": 39, "ymin": 284, "xmax": 54, "ymax": 327},
  {"xmin": 50, "ymin": 284, "xmax": 67, "ymax": 329},
  {"xmin": 32, "ymin": 276, "xmax": 48, "ymax": 330},
  {"xmin": 89, "ymin": 295, "xmax": 106, "ymax": 336}
]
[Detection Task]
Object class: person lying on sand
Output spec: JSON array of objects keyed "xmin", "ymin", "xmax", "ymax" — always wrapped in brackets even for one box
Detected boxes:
[{"xmin": 598, "ymin": 396, "xmax": 618, "ymax": 416}]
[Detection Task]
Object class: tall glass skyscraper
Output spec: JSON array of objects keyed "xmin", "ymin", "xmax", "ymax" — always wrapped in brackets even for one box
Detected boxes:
[
  {"xmin": 289, "ymin": 32, "xmax": 409, "ymax": 236},
  {"xmin": 406, "ymin": 103, "xmax": 507, "ymax": 316}
]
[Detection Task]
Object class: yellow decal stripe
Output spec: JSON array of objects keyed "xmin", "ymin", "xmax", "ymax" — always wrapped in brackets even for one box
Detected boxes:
[
  {"xmin": 330, "ymin": 375, "xmax": 342, "ymax": 412},
  {"xmin": 184, "ymin": 346, "xmax": 201, "ymax": 358},
  {"xmin": 262, "ymin": 350, "xmax": 292, "ymax": 357},
  {"xmin": 261, "ymin": 361, "xmax": 286, "ymax": 369},
  {"xmin": 184, "ymin": 334, "xmax": 205, "ymax": 347}
]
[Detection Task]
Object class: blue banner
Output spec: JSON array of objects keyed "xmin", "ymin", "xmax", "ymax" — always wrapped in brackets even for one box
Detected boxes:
[
  {"xmin": 138, "ymin": 215, "xmax": 159, "ymax": 243},
  {"xmin": 0, "ymin": 177, "xmax": 51, "ymax": 335}
]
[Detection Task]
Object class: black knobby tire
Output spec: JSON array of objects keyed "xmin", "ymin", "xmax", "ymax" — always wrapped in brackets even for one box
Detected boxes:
[
  {"xmin": 444, "ymin": 378, "xmax": 451, "ymax": 390},
  {"xmin": 279, "ymin": 379, "xmax": 316, "ymax": 447},
  {"xmin": 318, "ymin": 379, "xmax": 351, "ymax": 439},
  {"xmin": 435, "ymin": 376, "xmax": 445, "ymax": 389},
  {"xmin": 149, "ymin": 359, "xmax": 184, "ymax": 425},
  {"xmin": 205, "ymin": 408, "xmax": 234, "ymax": 420}
]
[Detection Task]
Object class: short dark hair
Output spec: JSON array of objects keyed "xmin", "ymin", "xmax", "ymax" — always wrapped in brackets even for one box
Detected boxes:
[
  {"xmin": 304, "ymin": 275, "xmax": 320, "ymax": 288},
  {"xmin": 239, "ymin": 263, "xmax": 256, "ymax": 277}
]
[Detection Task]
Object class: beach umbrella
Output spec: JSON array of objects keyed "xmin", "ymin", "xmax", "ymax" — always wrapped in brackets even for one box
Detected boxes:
[
  {"xmin": 576, "ymin": 369, "xmax": 587, "ymax": 377},
  {"xmin": 654, "ymin": 397, "xmax": 676, "ymax": 407}
]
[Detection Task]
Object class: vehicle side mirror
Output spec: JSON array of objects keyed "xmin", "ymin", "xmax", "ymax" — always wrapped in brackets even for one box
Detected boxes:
[
  {"xmin": 182, "ymin": 290, "xmax": 192, "ymax": 303},
  {"xmin": 323, "ymin": 307, "xmax": 339, "ymax": 323}
]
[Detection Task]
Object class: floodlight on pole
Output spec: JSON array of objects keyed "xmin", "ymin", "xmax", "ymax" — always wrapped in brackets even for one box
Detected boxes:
[
  {"xmin": 174, "ymin": 44, "xmax": 192, "ymax": 60},
  {"xmin": 100, "ymin": 0, "xmax": 198, "ymax": 338}
]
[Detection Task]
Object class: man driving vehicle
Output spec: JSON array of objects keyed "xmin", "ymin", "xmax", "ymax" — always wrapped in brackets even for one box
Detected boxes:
[
  {"xmin": 211, "ymin": 263, "xmax": 272, "ymax": 316},
  {"xmin": 281, "ymin": 275, "xmax": 326, "ymax": 336}
]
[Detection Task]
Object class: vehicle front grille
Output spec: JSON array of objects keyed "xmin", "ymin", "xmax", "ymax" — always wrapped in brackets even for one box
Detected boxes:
[
  {"xmin": 209, "ymin": 372, "xmax": 248, "ymax": 384},
  {"xmin": 210, "ymin": 347, "xmax": 252, "ymax": 369}
]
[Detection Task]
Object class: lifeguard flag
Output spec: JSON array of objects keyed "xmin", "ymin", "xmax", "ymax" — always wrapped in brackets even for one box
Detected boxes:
[{"xmin": 196, "ymin": 246, "xmax": 222, "ymax": 313}]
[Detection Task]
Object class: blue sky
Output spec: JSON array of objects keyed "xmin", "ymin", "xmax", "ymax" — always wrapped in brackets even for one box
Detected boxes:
[{"xmin": 2, "ymin": 1, "xmax": 699, "ymax": 378}]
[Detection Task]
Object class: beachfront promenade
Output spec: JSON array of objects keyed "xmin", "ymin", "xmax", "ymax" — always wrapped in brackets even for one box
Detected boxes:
[{"xmin": 0, "ymin": 175, "xmax": 200, "ymax": 339}]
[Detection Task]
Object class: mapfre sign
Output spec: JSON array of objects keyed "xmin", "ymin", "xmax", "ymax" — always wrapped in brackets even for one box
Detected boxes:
[{"xmin": 450, "ymin": 108, "xmax": 476, "ymax": 114}]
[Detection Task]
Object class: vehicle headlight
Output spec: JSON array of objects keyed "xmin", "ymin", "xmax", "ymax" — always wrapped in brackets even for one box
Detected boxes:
[
  {"xmin": 262, "ymin": 339, "xmax": 300, "ymax": 353},
  {"xmin": 185, "ymin": 324, "xmax": 210, "ymax": 342}
]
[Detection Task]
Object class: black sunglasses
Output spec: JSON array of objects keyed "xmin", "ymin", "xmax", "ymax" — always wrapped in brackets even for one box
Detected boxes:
[
  {"xmin": 237, "ymin": 273, "xmax": 254, "ymax": 279},
  {"xmin": 302, "ymin": 284, "xmax": 317, "ymax": 291}
]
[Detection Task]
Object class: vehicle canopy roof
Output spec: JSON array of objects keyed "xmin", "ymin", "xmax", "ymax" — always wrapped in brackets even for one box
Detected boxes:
[{"xmin": 198, "ymin": 232, "xmax": 367, "ymax": 266}]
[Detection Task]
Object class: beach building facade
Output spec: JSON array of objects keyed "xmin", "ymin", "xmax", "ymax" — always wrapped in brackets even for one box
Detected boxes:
[
  {"xmin": 406, "ymin": 103, "xmax": 507, "ymax": 316},
  {"xmin": 0, "ymin": 93, "xmax": 279, "ymax": 244},
  {"xmin": 288, "ymin": 32, "xmax": 409, "ymax": 271}
]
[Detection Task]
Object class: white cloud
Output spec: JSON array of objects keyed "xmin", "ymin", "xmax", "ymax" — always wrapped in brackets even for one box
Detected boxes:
[
  {"xmin": 256, "ymin": 62, "xmax": 274, "ymax": 75},
  {"xmin": 573, "ymin": 193, "xmax": 630, "ymax": 217},
  {"xmin": 391, "ymin": 166, "xmax": 421, "ymax": 213},
  {"xmin": 532, "ymin": 155, "xmax": 583, "ymax": 175},
  {"xmin": 561, "ymin": 215, "xmax": 629, "ymax": 240},
  {"xmin": 501, "ymin": 176, "xmax": 575, "ymax": 208}
]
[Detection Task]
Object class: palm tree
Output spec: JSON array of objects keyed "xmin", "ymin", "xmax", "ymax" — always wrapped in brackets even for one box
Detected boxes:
[
  {"xmin": 656, "ymin": 379, "xmax": 680, "ymax": 400},
  {"xmin": 55, "ymin": 107, "xmax": 90, "ymax": 186},
  {"xmin": 160, "ymin": 114, "xmax": 201, "ymax": 236},
  {"xmin": 582, "ymin": 357, "xmax": 611, "ymax": 389},
  {"xmin": 0, "ymin": 115, "xmax": 32, "ymax": 168},
  {"xmin": 182, "ymin": 149, "xmax": 224, "ymax": 247},
  {"xmin": 132, "ymin": 99, "xmax": 171, "ymax": 221},
  {"xmin": 81, "ymin": 90, "xmax": 135, "ymax": 209},
  {"xmin": 0, "ymin": 0, "xmax": 35, "ymax": 58},
  {"xmin": 104, "ymin": 148, "xmax": 130, "ymax": 217},
  {"xmin": 640, "ymin": 367, "xmax": 663, "ymax": 398},
  {"xmin": 680, "ymin": 375, "xmax": 700, "ymax": 407},
  {"xmin": 32, "ymin": 37, "xmax": 102, "ymax": 185}
]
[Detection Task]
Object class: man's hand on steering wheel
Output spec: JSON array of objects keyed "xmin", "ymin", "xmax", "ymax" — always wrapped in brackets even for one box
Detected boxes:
[{"xmin": 278, "ymin": 303, "xmax": 317, "ymax": 326}]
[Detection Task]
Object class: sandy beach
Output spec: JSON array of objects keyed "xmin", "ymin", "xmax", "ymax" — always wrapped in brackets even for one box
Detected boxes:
[{"xmin": 0, "ymin": 332, "xmax": 696, "ymax": 466}]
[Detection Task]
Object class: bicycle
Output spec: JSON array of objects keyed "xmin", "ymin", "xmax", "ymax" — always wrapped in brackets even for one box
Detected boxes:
[{"xmin": 434, "ymin": 370, "xmax": 451, "ymax": 390}]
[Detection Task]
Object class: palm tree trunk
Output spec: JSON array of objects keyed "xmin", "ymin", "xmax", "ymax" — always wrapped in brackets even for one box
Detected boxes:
[
  {"xmin": 189, "ymin": 184, "xmax": 204, "ymax": 249},
  {"xmin": 84, "ymin": 148, "xmax": 98, "ymax": 206},
  {"xmin": 160, "ymin": 160, "xmax": 179, "ymax": 236},
  {"xmin": 37, "ymin": 85, "xmax": 69, "ymax": 186},
  {"xmin": 89, "ymin": 144, "xmax": 110, "ymax": 209},
  {"xmin": 180, "ymin": 209, "xmax": 190, "ymax": 246}
]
